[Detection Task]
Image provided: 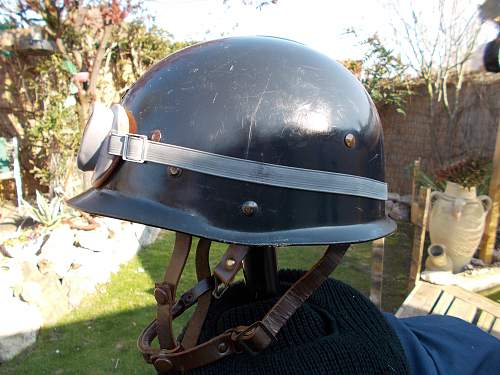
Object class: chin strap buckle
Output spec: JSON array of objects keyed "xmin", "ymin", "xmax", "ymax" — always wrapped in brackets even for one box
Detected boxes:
[
  {"xmin": 212, "ymin": 277, "xmax": 230, "ymax": 299},
  {"xmin": 231, "ymin": 322, "xmax": 275, "ymax": 355}
]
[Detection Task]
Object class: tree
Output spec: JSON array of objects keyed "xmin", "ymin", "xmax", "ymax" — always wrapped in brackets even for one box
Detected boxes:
[
  {"xmin": 345, "ymin": 35, "xmax": 412, "ymax": 115},
  {"xmin": 0, "ymin": 0, "xmax": 132, "ymax": 129},
  {"xmin": 386, "ymin": 0, "xmax": 483, "ymax": 166},
  {"xmin": 0, "ymin": 1, "xmax": 190, "ymax": 196}
]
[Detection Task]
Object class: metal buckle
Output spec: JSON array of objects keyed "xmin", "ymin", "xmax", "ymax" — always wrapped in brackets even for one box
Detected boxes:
[
  {"xmin": 212, "ymin": 277, "xmax": 229, "ymax": 299},
  {"xmin": 231, "ymin": 322, "xmax": 275, "ymax": 356},
  {"xmin": 121, "ymin": 133, "xmax": 147, "ymax": 163}
]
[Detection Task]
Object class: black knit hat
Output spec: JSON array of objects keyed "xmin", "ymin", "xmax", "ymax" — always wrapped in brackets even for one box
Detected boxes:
[{"xmin": 173, "ymin": 270, "xmax": 409, "ymax": 375}]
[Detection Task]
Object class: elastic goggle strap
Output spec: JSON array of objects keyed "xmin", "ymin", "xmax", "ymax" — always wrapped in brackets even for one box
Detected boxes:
[{"xmin": 108, "ymin": 133, "xmax": 388, "ymax": 201}]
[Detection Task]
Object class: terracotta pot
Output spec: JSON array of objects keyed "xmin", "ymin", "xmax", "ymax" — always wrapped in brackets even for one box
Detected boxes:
[
  {"xmin": 429, "ymin": 182, "xmax": 491, "ymax": 273},
  {"xmin": 425, "ymin": 244, "xmax": 453, "ymax": 272}
]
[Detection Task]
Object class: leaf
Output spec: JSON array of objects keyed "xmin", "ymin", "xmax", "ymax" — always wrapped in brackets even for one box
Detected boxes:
[
  {"xmin": 49, "ymin": 196, "xmax": 62, "ymax": 224},
  {"xmin": 22, "ymin": 199, "xmax": 38, "ymax": 222},
  {"xmin": 36, "ymin": 190, "xmax": 50, "ymax": 220},
  {"xmin": 61, "ymin": 59, "xmax": 78, "ymax": 75},
  {"xmin": 69, "ymin": 83, "xmax": 79, "ymax": 95}
]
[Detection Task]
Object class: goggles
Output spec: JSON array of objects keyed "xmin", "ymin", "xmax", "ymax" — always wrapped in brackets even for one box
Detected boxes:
[{"xmin": 77, "ymin": 102, "xmax": 388, "ymax": 201}]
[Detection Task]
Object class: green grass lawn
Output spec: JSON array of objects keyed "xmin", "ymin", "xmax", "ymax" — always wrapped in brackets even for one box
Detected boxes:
[{"xmin": 0, "ymin": 224, "xmax": 412, "ymax": 374}]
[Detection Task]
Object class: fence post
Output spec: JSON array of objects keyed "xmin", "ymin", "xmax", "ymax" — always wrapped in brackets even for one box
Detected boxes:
[
  {"xmin": 370, "ymin": 237, "xmax": 385, "ymax": 310},
  {"xmin": 410, "ymin": 158, "xmax": 421, "ymax": 225},
  {"xmin": 480, "ymin": 119, "xmax": 500, "ymax": 264},
  {"xmin": 408, "ymin": 187, "xmax": 431, "ymax": 292},
  {"xmin": 12, "ymin": 137, "xmax": 23, "ymax": 208}
]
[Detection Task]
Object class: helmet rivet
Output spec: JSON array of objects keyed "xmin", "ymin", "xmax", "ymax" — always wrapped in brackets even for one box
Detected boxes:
[
  {"xmin": 217, "ymin": 342, "xmax": 228, "ymax": 353},
  {"xmin": 154, "ymin": 356, "xmax": 173, "ymax": 372},
  {"xmin": 154, "ymin": 287, "xmax": 168, "ymax": 305},
  {"xmin": 168, "ymin": 166, "xmax": 182, "ymax": 177},
  {"xmin": 344, "ymin": 133, "xmax": 356, "ymax": 148},
  {"xmin": 225, "ymin": 257, "xmax": 237, "ymax": 270},
  {"xmin": 150, "ymin": 129, "xmax": 162, "ymax": 142},
  {"xmin": 184, "ymin": 292, "xmax": 194, "ymax": 303},
  {"xmin": 241, "ymin": 201, "xmax": 258, "ymax": 216}
]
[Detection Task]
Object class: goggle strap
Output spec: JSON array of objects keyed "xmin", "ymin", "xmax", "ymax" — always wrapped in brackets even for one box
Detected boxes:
[{"xmin": 108, "ymin": 133, "xmax": 388, "ymax": 201}]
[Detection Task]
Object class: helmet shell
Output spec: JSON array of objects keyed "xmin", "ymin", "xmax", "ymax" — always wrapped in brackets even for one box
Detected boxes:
[{"xmin": 69, "ymin": 36, "xmax": 395, "ymax": 245}]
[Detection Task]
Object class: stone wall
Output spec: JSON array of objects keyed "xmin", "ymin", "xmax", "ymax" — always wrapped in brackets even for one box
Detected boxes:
[{"xmin": 380, "ymin": 73, "xmax": 500, "ymax": 194}]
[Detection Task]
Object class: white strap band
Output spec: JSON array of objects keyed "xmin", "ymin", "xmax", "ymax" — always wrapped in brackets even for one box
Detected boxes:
[{"xmin": 108, "ymin": 133, "xmax": 388, "ymax": 201}]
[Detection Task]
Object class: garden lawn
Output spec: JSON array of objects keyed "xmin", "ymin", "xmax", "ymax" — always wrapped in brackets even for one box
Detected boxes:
[{"xmin": 0, "ymin": 224, "xmax": 412, "ymax": 375}]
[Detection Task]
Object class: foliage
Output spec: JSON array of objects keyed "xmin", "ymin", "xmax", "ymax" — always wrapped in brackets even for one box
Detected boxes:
[
  {"xmin": 26, "ymin": 54, "xmax": 80, "ymax": 189},
  {"xmin": 412, "ymin": 167, "xmax": 447, "ymax": 193},
  {"xmin": 360, "ymin": 35, "xmax": 412, "ymax": 115},
  {"xmin": 341, "ymin": 34, "xmax": 412, "ymax": 114},
  {"xmin": 412, "ymin": 158, "xmax": 492, "ymax": 194},
  {"xmin": 436, "ymin": 157, "xmax": 491, "ymax": 189},
  {"xmin": 0, "ymin": 1, "xmax": 190, "ymax": 196},
  {"xmin": 111, "ymin": 22, "xmax": 193, "ymax": 92},
  {"xmin": 22, "ymin": 190, "xmax": 63, "ymax": 227}
]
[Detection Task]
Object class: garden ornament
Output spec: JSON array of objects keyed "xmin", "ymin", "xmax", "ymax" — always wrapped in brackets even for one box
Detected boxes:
[
  {"xmin": 424, "ymin": 244, "xmax": 453, "ymax": 273},
  {"xmin": 429, "ymin": 182, "xmax": 492, "ymax": 273},
  {"xmin": 69, "ymin": 36, "xmax": 409, "ymax": 374}
]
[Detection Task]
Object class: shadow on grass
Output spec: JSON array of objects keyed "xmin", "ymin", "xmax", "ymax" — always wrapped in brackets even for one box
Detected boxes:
[{"xmin": 0, "ymin": 222, "xmax": 413, "ymax": 374}]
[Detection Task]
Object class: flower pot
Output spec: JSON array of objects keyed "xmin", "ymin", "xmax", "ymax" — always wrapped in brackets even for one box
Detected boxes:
[
  {"xmin": 429, "ymin": 181, "xmax": 491, "ymax": 273},
  {"xmin": 425, "ymin": 244, "xmax": 453, "ymax": 272}
]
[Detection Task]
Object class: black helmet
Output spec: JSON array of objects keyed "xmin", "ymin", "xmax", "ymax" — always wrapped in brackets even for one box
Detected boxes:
[
  {"xmin": 69, "ymin": 36, "xmax": 395, "ymax": 373},
  {"xmin": 69, "ymin": 36, "xmax": 393, "ymax": 246}
]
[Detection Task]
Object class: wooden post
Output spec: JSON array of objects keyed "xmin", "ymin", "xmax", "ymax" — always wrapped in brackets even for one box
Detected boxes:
[
  {"xmin": 370, "ymin": 237, "xmax": 385, "ymax": 310},
  {"xmin": 408, "ymin": 187, "xmax": 431, "ymax": 292},
  {"xmin": 410, "ymin": 158, "xmax": 421, "ymax": 225},
  {"xmin": 480, "ymin": 119, "xmax": 500, "ymax": 264},
  {"xmin": 12, "ymin": 137, "xmax": 23, "ymax": 208}
]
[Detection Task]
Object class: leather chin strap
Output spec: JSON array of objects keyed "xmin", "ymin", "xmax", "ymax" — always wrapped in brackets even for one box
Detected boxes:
[{"xmin": 138, "ymin": 232, "xmax": 349, "ymax": 373}]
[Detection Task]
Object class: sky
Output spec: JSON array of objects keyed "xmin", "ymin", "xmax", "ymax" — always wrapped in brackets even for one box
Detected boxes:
[{"xmin": 146, "ymin": 0, "xmax": 498, "ymax": 63}]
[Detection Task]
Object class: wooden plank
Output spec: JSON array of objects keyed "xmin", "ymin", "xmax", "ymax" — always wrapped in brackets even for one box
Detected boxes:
[
  {"xmin": 431, "ymin": 292, "xmax": 455, "ymax": 316},
  {"xmin": 443, "ymin": 285, "xmax": 500, "ymax": 317},
  {"xmin": 446, "ymin": 298, "xmax": 477, "ymax": 323},
  {"xmin": 396, "ymin": 282, "xmax": 442, "ymax": 318},
  {"xmin": 408, "ymin": 187, "xmax": 431, "ymax": 292},
  {"xmin": 370, "ymin": 237, "xmax": 384, "ymax": 310},
  {"xmin": 476, "ymin": 311, "xmax": 495, "ymax": 333},
  {"xmin": 491, "ymin": 318, "xmax": 500, "ymax": 339},
  {"xmin": 480, "ymin": 118, "xmax": 500, "ymax": 264},
  {"xmin": 410, "ymin": 158, "xmax": 421, "ymax": 225},
  {"xmin": 12, "ymin": 136, "xmax": 23, "ymax": 207}
]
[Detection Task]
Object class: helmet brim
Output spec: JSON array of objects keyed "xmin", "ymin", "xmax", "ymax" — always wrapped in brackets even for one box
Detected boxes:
[{"xmin": 68, "ymin": 188, "xmax": 396, "ymax": 246}]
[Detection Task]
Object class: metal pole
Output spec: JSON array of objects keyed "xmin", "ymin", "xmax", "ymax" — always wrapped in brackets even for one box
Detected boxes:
[{"xmin": 243, "ymin": 246, "xmax": 279, "ymax": 299}]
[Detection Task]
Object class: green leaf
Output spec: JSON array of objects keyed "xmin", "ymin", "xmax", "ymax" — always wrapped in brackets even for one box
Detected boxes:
[
  {"xmin": 49, "ymin": 196, "xmax": 62, "ymax": 224},
  {"xmin": 61, "ymin": 59, "xmax": 78, "ymax": 75},
  {"xmin": 36, "ymin": 190, "xmax": 50, "ymax": 219},
  {"xmin": 69, "ymin": 83, "xmax": 78, "ymax": 95}
]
